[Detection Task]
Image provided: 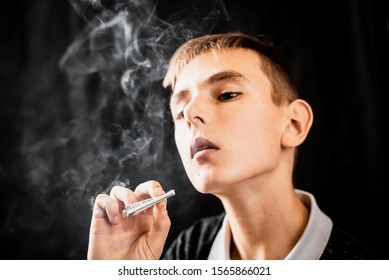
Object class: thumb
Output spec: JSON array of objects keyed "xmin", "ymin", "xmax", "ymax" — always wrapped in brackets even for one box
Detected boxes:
[{"xmin": 147, "ymin": 200, "xmax": 171, "ymax": 253}]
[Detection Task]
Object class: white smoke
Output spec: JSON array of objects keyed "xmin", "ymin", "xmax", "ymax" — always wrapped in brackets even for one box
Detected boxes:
[{"xmin": 23, "ymin": 0, "xmax": 230, "ymax": 206}]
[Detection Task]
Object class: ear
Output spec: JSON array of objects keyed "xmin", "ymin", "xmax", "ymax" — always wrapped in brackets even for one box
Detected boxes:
[{"xmin": 281, "ymin": 99, "xmax": 313, "ymax": 148}]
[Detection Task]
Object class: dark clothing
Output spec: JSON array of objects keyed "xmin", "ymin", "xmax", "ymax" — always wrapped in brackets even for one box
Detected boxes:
[{"xmin": 162, "ymin": 213, "xmax": 387, "ymax": 260}]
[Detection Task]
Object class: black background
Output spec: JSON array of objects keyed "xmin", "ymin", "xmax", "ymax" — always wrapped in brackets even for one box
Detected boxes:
[{"xmin": 1, "ymin": 0, "xmax": 388, "ymax": 259}]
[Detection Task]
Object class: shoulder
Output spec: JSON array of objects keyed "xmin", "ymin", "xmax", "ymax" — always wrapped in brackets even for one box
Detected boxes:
[
  {"xmin": 162, "ymin": 212, "xmax": 225, "ymax": 260},
  {"xmin": 320, "ymin": 225, "xmax": 388, "ymax": 260}
]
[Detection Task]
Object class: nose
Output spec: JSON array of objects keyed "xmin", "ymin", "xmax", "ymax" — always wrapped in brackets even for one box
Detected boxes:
[{"xmin": 183, "ymin": 95, "xmax": 206, "ymax": 128}]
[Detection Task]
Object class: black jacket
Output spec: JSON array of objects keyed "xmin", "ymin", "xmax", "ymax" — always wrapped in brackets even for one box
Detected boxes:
[{"xmin": 162, "ymin": 213, "xmax": 387, "ymax": 260}]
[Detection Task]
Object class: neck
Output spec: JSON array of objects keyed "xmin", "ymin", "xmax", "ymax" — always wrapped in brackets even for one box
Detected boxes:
[{"xmin": 217, "ymin": 178, "xmax": 309, "ymax": 260}]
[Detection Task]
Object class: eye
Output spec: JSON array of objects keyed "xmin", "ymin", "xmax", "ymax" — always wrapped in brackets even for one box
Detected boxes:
[{"xmin": 217, "ymin": 92, "xmax": 241, "ymax": 101}]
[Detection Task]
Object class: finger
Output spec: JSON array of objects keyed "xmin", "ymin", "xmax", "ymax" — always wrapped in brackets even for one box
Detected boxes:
[
  {"xmin": 109, "ymin": 185, "xmax": 137, "ymax": 206},
  {"xmin": 134, "ymin": 180, "xmax": 166, "ymax": 200},
  {"xmin": 134, "ymin": 181, "xmax": 171, "ymax": 245},
  {"xmin": 93, "ymin": 193, "xmax": 121, "ymax": 224}
]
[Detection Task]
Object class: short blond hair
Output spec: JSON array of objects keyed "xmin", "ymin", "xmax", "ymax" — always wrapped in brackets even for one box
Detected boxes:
[{"xmin": 163, "ymin": 32, "xmax": 298, "ymax": 106}]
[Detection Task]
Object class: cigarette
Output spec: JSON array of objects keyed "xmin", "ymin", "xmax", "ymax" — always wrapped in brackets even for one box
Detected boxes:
[{"xmin": 122, "ymin": 189, "xmax": 175, "ymax": 218}]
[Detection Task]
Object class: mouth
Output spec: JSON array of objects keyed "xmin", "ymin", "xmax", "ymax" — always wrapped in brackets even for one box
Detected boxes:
[{"xmin": 190, "ymin": 137, "xmax": 219, "ymax": 159}]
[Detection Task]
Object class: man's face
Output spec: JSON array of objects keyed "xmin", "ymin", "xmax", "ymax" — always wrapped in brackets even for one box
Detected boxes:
[{"xmin": 169, "ymin": 48, "xmax": 288, "ymax": 195}]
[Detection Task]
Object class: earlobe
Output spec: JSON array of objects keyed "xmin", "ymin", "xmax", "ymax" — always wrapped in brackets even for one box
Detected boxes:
[{"xmin": 281, "ymin": 99, "xmax": 313, "ymax": 148}]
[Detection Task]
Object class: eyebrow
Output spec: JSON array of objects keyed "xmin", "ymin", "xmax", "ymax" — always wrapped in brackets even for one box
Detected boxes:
[
  {"xmin": 170, "ymin": 70, "xmax": 246, "ymax": 106},
  {"xmin": 205, "ymin": 70, "xmax": 245, "ymax": 85}
]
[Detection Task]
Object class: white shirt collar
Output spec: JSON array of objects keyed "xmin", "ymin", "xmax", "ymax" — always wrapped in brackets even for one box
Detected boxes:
[{"xmin": 207, "ymin": 189, "xmax": 333, "ymax": 260}]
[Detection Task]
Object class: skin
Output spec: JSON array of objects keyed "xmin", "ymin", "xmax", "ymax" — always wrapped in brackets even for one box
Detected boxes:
[
  {"xmin": 87, "ymin": 181, "xmax": 171, "ymax": 259},
  {"xmin": 88, "ymin": 47, "xmax": 313, "ymax": 260}
]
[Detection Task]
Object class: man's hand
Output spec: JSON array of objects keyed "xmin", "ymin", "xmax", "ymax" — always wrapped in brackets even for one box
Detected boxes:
[{"xmin": 87, "ymin": 180, "xmax": 171, "ymax": 259}]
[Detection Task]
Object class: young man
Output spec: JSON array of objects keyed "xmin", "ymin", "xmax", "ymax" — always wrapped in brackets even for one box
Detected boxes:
[{"xmin": 87, "ymin": 32, "xmax": 386, "ymax": 260}]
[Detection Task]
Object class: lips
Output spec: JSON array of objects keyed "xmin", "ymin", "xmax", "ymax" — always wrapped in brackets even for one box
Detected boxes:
[{"xmin": 190, "ymin": 137, "xmax": 218, "ymax": 159}]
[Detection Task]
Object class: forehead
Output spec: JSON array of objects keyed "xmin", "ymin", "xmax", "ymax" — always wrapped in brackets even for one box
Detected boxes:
[{"xmin": 173, "ymin": 48, "xmax": 266, "ymax": 93}]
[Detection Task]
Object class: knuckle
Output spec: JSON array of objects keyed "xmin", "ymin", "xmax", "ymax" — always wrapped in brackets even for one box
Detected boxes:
[
  {"xmin": 148, "ymin": 180, "xmax": 160, "ymax": 186},
  {"xmin": 95, "ymin": 193, "xmax": 107, "ymax": 202},
  {"xmin": 109, "ymin": 185, "xmax": 120, "ymax": 195},
  {"xmin": 148, "ymin": 180, "xmax": 162, "ymax": 190},
  {"xmin": 163, "ymin": 216, "xmax": 172, "ymax": 228}
]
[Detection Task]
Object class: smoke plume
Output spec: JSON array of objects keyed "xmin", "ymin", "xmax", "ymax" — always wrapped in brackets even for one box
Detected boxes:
[
  {"xmin": 23, "ymin": 0, "xmax": 229, "ymax": 202},
  {"xmin": 6, "ymin": 0, "xmax": 229, "ymax": 258}
]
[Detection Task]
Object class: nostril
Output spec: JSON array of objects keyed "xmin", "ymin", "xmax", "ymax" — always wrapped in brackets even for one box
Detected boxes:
[
  {"xmin": 185, "ymin": 115, "xmax": 205, "ymax": 128},
  {"xmin": 186, "ymin": 119, "xmax": 191, "ymax": 129},
  {"xmin": 194, "ymin": 116, "xmax": 205, "ymax": 123}
]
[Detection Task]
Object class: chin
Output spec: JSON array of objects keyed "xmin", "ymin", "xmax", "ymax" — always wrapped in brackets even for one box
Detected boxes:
[
  {"xmin": 189, "ymin": 175, "xmax": 227, "ymax": 195},
  {"xmin": 192, "ymin": 184, "xmax": 213, "ymax": 194},
  {"xmin": 185, "ymin": 165, "xmax": 235, "ymax": 194}
]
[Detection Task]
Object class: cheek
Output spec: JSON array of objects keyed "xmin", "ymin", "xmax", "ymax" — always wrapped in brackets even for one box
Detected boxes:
[{"xmin": 228, "ymin": 110, "xmax": 282, "ymax": 155}]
